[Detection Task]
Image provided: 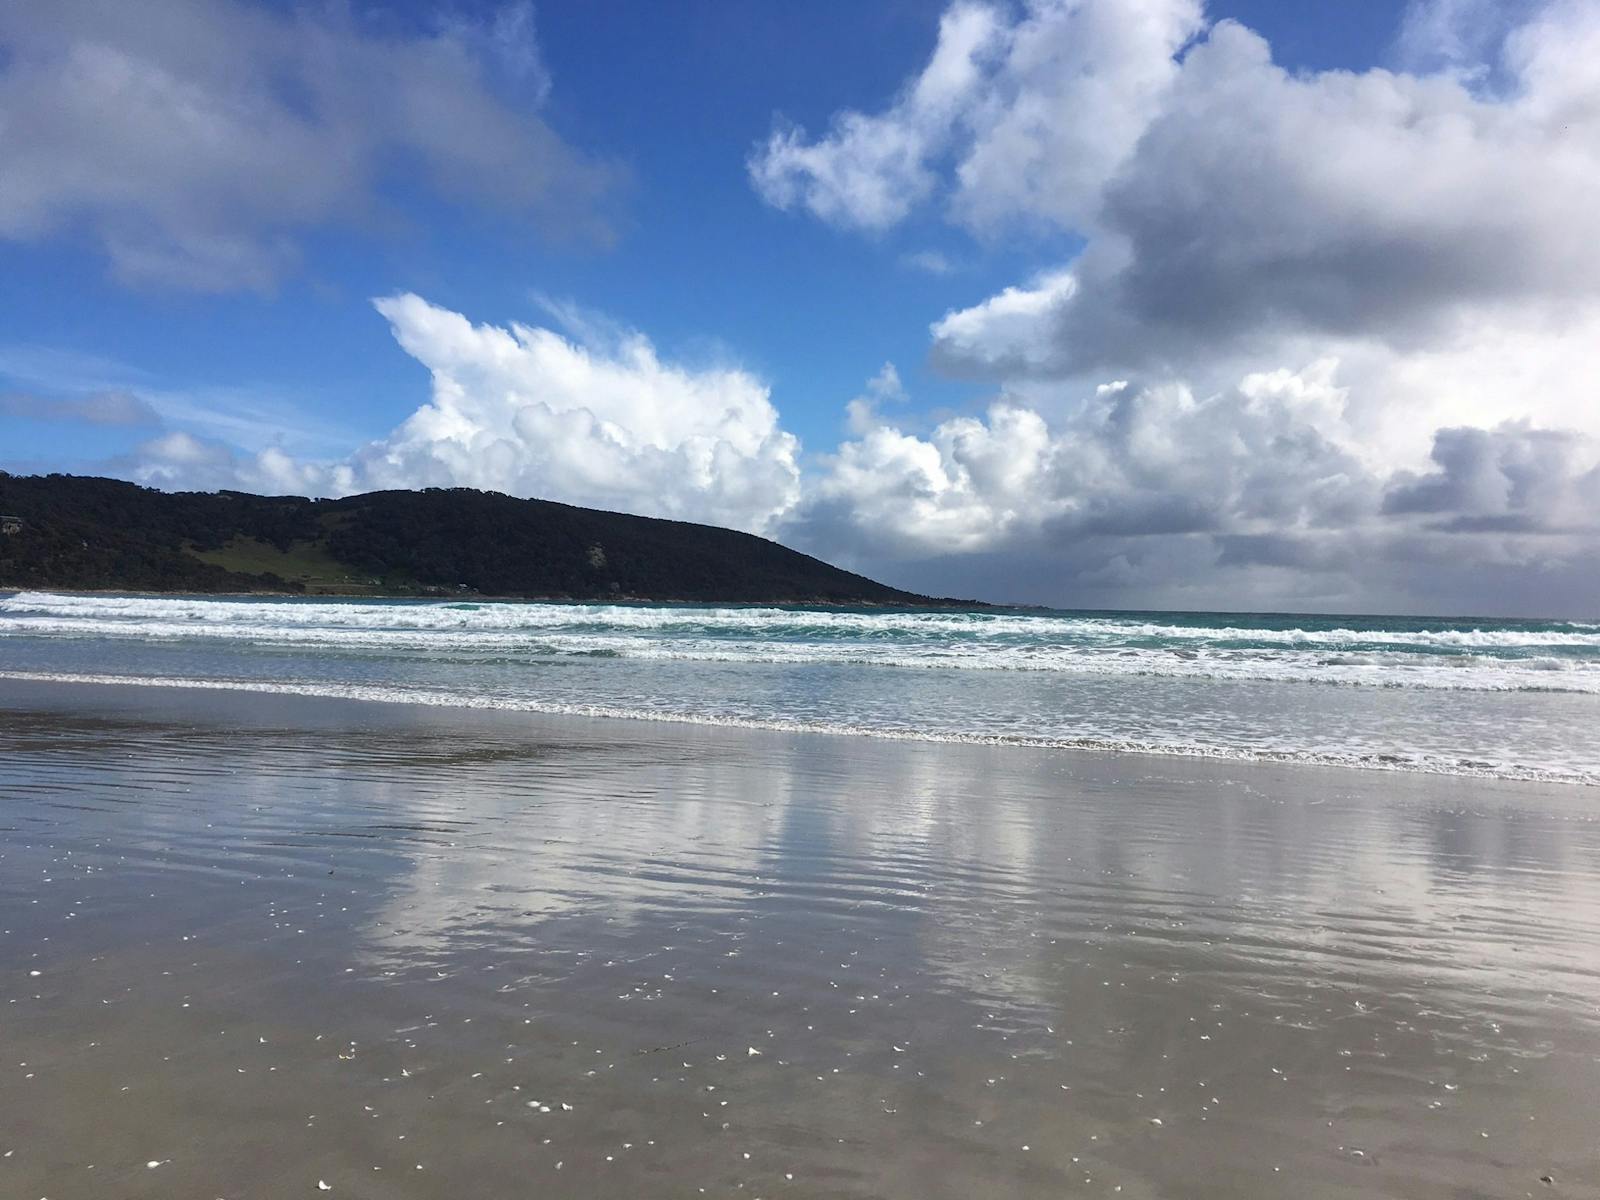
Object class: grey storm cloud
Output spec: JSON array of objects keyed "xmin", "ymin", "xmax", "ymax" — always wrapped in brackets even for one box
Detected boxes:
[
  {"xmin": 1384, "ymin": 424, "xmax": 1600, "ymax": 533},
  {"xmin": 0, "ymin": 0, "xmax": 622, "ymax": 291}
]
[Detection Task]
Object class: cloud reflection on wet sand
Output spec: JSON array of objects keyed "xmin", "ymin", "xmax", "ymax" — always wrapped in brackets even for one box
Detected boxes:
[{"xmin": 3, "ymin": 680, "xmax": 1599, "ymax": 1198}]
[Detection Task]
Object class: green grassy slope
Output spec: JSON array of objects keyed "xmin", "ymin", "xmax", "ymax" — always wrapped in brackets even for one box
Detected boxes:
[{"xmin": 187, "ymin": 536, "xmax": 382, "ymax": 594}]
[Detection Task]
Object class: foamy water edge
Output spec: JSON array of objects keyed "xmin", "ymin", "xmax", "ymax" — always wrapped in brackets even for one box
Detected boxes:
[{"xmin": 2, "ymin": 669, "xmax": 1590, "ymax": 787}]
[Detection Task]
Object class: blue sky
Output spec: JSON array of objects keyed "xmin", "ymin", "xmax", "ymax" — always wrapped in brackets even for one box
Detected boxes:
[{"xmin": 2, "ymin": 0, "xmax": 1598, "ymax": 614}]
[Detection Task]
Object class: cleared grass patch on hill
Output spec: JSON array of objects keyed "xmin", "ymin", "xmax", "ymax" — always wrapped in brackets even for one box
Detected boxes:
[{"xmin": 187, "ymin": 536, "xmax": 379, "ymax": 594}]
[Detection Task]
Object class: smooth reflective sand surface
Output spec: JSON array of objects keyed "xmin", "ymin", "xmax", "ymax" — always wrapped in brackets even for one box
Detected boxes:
[{"xmin": 3, "ymin": 680, "xmax": 1599, "ymax": 1198}]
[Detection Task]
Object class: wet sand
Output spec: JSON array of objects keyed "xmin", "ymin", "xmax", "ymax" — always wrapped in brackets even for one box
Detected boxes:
[{"xmin": 2, "ymin": 679, "xmax": 1599, "ymax": 1199}]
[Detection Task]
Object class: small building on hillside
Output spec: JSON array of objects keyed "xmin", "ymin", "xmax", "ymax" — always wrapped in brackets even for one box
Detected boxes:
[{"xmin": 0, "ymin": 515, "xmax": 24, "ymax": 535}]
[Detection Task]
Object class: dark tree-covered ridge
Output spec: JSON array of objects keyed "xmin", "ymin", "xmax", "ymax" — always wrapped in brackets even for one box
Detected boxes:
[{"xmin": 0, "ymin": 473, "xmax": 967, "ymax": 605}]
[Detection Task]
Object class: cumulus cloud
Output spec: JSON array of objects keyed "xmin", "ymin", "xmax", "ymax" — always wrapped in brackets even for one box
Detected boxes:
[
  {"xmin": 930, "ymin": 269, "xmax": 1077, "ymax": 376},
  {"xmin": 117, "ymin": 430, "xmax": 354, "ymax": 499},
  {"xmin": 748, "ymin": 2, "xmax": 1006, "ymax": 230},
  {"xmin": 812, "ymin": 400, "xmax": 1056, "ymax": 554},
  {"xmin": 973, "ymin": 13, "xmax": 1600, "ymax": 378},
  {"xmin": 750, "ymin": 0, "xmax": 1600, "ymax": 612},
  {"xmin": 748, "ymin": 0, "xmax": 1202, "ymax": 233},
  {"xmin": 756, "ymin": 0, "xmax": 1600, "ymax": 398},
  {"xmin": 0, "ymin": 0, "xmax": 619, "ymax": 291},
  {"xmin": 910, "ymin": 0, "xmax": 1600, "ymax": 514},
  {"xmin": 934, "ymin": 297, "xmax": 1600, "ymax": 478},
  {"xmin": 805, "ymin": 360, "xmax": 1371, "ymax": 558},
  {"xmin": 797, "ymin": 362, "xmax": 1600, "ymax": 612},
  {"xmin": 125, "ymin": 295, "xmax": 803, "ymax": 535},
  {"xmin": 349, "ymin": 295, "xmax": 801, "ymax": 532},
  {"xmin": 1384, "ymin": 423, "xmax": 1600, "ymax": 533},
  {"xmin": 843, "ymin": 362, "xmax": 910, "ymax": 435},
  {"xmin": 888, "ymin": 0, "xmax": 1600, "ymax": 397},
  {"xmin": 947, "ymin": 0, "xmax": 1203, "ymax": 232}
]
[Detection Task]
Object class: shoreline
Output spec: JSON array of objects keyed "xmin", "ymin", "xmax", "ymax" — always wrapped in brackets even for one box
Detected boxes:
[
  {"xmin": 3, "ymin": 585, "xmax": 1589, "ymax": 624},
  {"xmin": 1, "ymin": 668, "xmax": 1591, "ymax": 788},
  {"xmin": 0, "ymin": 583, "xmax": 995, "ymax": 609}
]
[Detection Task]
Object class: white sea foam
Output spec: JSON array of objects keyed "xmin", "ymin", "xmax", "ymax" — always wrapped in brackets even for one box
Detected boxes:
[
  {"xmin": 2, "ymin": 669, "xmax": 1590, "ymax": 786},
  {"xmin": 4, "ymin": 589, "xmax": 1600, "ymax": 646},
  {"xmin": 3, "ymin": 591, "xmax": 1599, "ymax": 693}
]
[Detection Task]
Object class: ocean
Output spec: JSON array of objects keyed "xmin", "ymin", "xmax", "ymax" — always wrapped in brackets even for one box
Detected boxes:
[{"xmin": 3, "ymin": 589, "xmax": 1597, "ymax": 784}]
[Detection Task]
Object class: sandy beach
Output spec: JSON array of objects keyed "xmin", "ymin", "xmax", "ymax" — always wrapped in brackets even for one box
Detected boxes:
[{"xmin": 2, "ymin": 677, "xmax": 1597, "ymax": 1198}]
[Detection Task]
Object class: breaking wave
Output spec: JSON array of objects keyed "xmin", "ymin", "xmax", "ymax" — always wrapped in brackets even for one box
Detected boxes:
[{"xmin": 3, "ymin": 591, "xmax": 1599, "ymax": 694}]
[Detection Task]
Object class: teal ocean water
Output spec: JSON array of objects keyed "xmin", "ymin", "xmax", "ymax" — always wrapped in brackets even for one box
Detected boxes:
[{"xmin": 3, "ymin": 590, "xmax": 1598, "ymax": 782}]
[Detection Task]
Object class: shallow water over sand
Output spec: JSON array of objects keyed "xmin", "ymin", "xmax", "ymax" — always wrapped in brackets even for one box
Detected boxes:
[{"xmin": 3, "ymin": 680, "xmax": 1599, "ymax": 1198}]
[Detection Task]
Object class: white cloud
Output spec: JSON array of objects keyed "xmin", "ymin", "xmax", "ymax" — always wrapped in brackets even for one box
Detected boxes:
[
  {"xmin": 0, "ymin": 0, "xmax": 618, "ymax": 291},
  {"xmin": 807, "ymin": 360, "xmax": 1368, "ymax": 557},
  {"xmin": 934, "ymin": 299, "xmax": 1600, "ymax": 474},
  {"xmin": 930, "ymin": 269, "xmax": 1077, "ymax": 376},
  {"xmin": 115, "ymin": 430, "xmax": 353, "ymax": 497},
  {"xmin": 1057, "ymin": 13, "xmax": 1599, "ymax": 363},
  {"xmin": 752, "ymin": 0, "xmax": 1600, "ymax": 611},
  {"xmin": 949, "ymin": 0, "xmax": 1203, "ymax": 232},
  {"xmin": 757, "ymin": 0, "xmax": 1600, "ymax": 400},
  {"xmin": 105, "ymin": 299, "xmax": 1600, "ymax": 612},
  {"xmin": 125, "ymin": 295, "xmax": 803, "ymax": 536},
  {"xmin": 798, "ymin": 360, "xmax": 1600, "ymax": 612},
  {"xmin": 909, "ymin": 0, "xmax": 1600, "ymax": 390},
  {"xmin": 351, "ymin": 295, "xmax": 801, "ymax": 533},
  {"xmin": 844, "ymin": 362, "xmax": 909, "ymax": 435},
  {"xmin": 748, "ymin": 0, "xmax": 1202, "ymax": 233},
  {"xmin": 811, "ymin": 399, "xmax": 1057, "ymax": 555},
  {"xmin": 122, "ymin": 431, "xmax": 244, "ymax": 489},
  {"xmin": 748, "ymin": 2, "xmax": 1005, "ymax": 230}
]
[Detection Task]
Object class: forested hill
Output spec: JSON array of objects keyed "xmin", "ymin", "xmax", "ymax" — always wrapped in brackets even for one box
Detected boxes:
[{"xmin": 0, "ymin": 473, "xmax": 959, "ymax": 605}]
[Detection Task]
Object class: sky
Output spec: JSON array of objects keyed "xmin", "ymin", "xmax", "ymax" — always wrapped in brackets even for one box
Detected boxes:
[{"xmin": 2, "ymin": 0, "xmax": 1598, "ymax": 617}]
